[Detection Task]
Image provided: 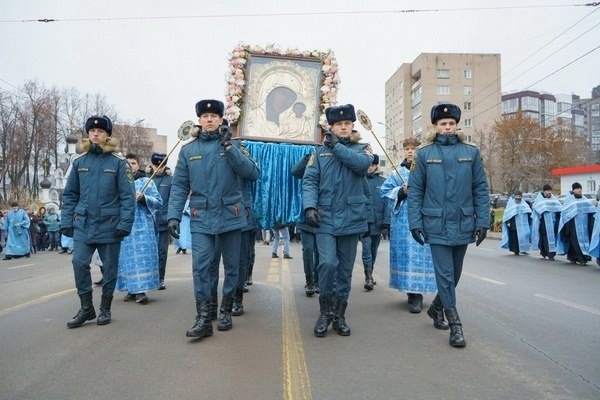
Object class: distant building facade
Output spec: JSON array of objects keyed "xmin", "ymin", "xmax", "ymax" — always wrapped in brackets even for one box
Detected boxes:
[{"xmin": 383, "ymin": 53, "xmax": 502, "ymax": 165}]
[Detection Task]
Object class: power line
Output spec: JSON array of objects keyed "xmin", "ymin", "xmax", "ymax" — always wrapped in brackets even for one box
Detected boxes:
[{"xmin": 0, "ymin": 3, "xmax": 597, "ymax": 23}]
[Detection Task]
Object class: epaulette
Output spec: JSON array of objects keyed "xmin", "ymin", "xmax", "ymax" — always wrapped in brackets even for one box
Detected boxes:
[
  {"xmin": 111, "ymin": 152, "xmax": 126, "ymax": 160},
  {"xmin": 181, "ymin": 136, "xmax": 198, "ymax": 147},
  {"xmin": 417, "ymin": 142, "xmax": 434, "ymax": 149}
]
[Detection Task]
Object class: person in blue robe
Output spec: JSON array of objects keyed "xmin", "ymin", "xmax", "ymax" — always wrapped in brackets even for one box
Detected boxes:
[
  {"xmin": 3, "ymin": 202, "xmax": 31, "ymax": 260},
  {"xmin": 501, "ymin": 191, "xmax": 532, "ymax": 256},
  {"xmin": 587, "ymin": 202, "xmax": 600, "ymax": 266},
  {"xmin": 381, "ymin": 137, "xmax": 437, "ymax": 314},
  {"xmin": 116, "ymin": 154, "xmax": 162, "ymax": 304},
  {"xmin": 531, "ymin": 185, "xmax": 561, "ymax": 260},
  {"xmin": 174, "ymin": 199, "xmax": 192, "ymax": 253},
  {"xmin": 557, "ymin": 182, "xmax": 595, "ymax": 265}
]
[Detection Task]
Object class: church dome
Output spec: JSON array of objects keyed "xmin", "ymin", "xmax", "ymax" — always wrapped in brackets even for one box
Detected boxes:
[
  {"xmin": 40, "ymin": 178, "xmax": 52, "ymax": 189},
  {"xmin": 66, "ymin": 134, "xmax": 79, "ymax": 144}
]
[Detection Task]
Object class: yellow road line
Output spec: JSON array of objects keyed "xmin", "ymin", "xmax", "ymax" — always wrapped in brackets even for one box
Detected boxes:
[
  {"xmin": 281, "ymin": 260, "xmax": 312, "ymax": 400},
  {"xmin": 0, "ymin": 288, "xmax": 75, "ymax": 317}
]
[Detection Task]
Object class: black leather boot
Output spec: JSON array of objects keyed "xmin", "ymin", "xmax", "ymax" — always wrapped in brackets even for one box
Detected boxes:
[
  {"xmin": 364, "ymin": 268, "xmax": 374, "ymax": 291},
  {"xmin": 246, "ymin": 265, "xmax": 253, "ymax": 286},
  {"xmin": 332, "ymin": 299, "xmax": 351, "ymax": 336},
  {"xmin": 209, "ymin": 293, "xmax": 218, "ymax": 321},
  {"xmin": 186, "ymin": 300, "xmax": 214, "ymax": 338},
  {"xmin": 67, "ymin": 292, "xmax": 96, "ymax": 328},
  {"xmin": 97, "ymin": 295, "xmax": 113, "ymax": 325},
  {"xmin": 409, "ymin": 293, "xmax": 423, "ymax": 313},
  {"xmin": 426, "ymin": 294, "xmax": 449, "ymax": 330},
  {"xmin": 313, "ymin": 296, "xmax": 333, "ymax": 337},
  {"xmin": 232, "ymin": 288, "xmax": 244, "ymax": 316},
  {"xmin": 305, "ymin": 274, "xmax": 315, "ymax": 297},
  {"xmin": 217, "ymin": 296, "xmax": 233, "ymax": 331},
  {"xmin": 444, "ymin": 307, "xmax": 466, "ymax": 348}
]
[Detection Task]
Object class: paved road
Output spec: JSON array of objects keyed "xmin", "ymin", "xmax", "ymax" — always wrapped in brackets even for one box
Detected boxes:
[{"xmin": 1, "ymin": 238, "xmax": 599, "ymax": 400}]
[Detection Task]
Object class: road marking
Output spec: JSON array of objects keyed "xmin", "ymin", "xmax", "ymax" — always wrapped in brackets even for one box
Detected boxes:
[
  {"xmin": 0, "ymin": 288, "xmax": 75, "ymax": 317},
  {"xmin": 281, "ymin": 260, "xmax": 312, "ymax": 400},
  {"xmin": 463, "ymin": 271, "xmax": 506, "ymax": 285},
  {"xmin": 7, "ymin": 263, "xmax": 35, "ymax": 269},
  {"xmin": 534, "ymin": 293, "xmax": 600, "ymax": 316}
]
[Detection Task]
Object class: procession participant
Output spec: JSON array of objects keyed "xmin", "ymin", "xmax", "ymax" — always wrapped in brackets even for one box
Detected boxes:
[
  {"xmin": 291, "ymin": 152, "xmax": 319, "ymax": 297},
  {"xmin": 381, "ymin": 138, "xmax": 438, "ymax": 315},
  {"xmin": 167, "ymin": 99, "xmax": 259, "ymax": 339},
  {"xmin": 174, "ymin": 198, "xmax": 191, "ymax": 254},
  {"xmin": 3, "ymin": 201, "xmax": 31, "ymax": 260},
  {"xmin": 61, "ymin": 115, "xmax": 135, "ymax": 328},
  {"xmin": 557, "ymin": 182, "xmax": 595, "ymax": 265},
  {"xmin": 531, "ymin": 184, "xmax": 561, "ymax": 260},
  {"xmin": 116, "ymin": 153, "xmax": 162, "ymax": 304},
  {"xmin": 501, "ymin": 191, "xmax": 533, "ymax": 256},
  {"xmin": 408, "ymin": 104, "xmax": 489, "ymax": 348},
  {"xmin": 361, "ymin": 154, "xmax": 388, "ymax": 291},
  {"xmin": 146, "ymin": 152, "xmax": 172, "ymax": 290},
  {"xmin": 303, "ymin": 104, "xmax": 373, "ymax": 337}
]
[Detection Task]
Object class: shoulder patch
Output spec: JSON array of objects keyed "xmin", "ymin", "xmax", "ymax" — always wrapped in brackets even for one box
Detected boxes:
[
  {"xmin": 239, "ymin": 144, "xmax": 251, "ymax": 158},
  {"xmin": 125, "ymin": 166, "xmax": 134, "ymax": 183},
  {"xmin": 410, "ymin": 161, "xmax": 416, "ymax": 172},
  {"xmin": 307, "ymin": 154, "xmax": 315, "ymax": 167}
]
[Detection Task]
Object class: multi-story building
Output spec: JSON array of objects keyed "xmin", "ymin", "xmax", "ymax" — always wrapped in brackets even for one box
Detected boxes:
[
  {"xmin": 574, "ymin": 85, "xmax": 600, "ymax": 155},
  {"xmin": 384, "ymin": 53, "xmax": 502, "ymax": 165}
]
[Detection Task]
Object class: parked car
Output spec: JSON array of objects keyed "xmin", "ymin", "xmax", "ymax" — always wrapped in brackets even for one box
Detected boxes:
[{"xmin": 490, "ymin": 193, "xmax": 509, "ymax": 208}]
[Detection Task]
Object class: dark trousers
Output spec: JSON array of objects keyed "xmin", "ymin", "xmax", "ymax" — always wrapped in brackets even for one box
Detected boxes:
[
  {"xmin": 316, "ymin": 233, "xmax": 359, "ymax": 300},
  {"xmin": 300, "ymin": 229, "xmax": 319, "ymax": 278},
  {"xmin": 235, "ymin": 230, "xmax": 254, "ymax": 291},
  {"xmin": 429, "ymin": 244, "xmax": 468, "ymax": 309},
  {"xmin": 157, "ymin": 230, "xmax": 169, "ymax": 280},
  {"xmin": 361, "ymin": 233, "xmax": 382, "ymax": 270},
  {"xmin": 193, "ymin": 230, "xmax": 240, "ymax": 302},
  {"xmin": 72, "ymin": 241, "xmax": 121, "ymax": 296}
]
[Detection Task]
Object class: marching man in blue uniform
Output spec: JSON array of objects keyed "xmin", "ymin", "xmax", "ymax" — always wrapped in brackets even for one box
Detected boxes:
[
  {"xmin": 61, "ymin": 115, "xmax": 136, "ymax": 328},
  {"xmin": 302, "ymin": 104, "xmax": 374, "ymax": 337},
  {"xmin": 167, "ymin": 99, "xmax": 259, "ymax": 339},
  {"xmin": 408, "ymin": 104, "xmax": 489, "ymax": 348}
]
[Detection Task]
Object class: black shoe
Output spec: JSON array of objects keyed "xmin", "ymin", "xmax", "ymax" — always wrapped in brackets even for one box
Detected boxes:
[
  {"xmin": 3, "ymin": 256, "xmax": 12, "ymax": 260},
  {"xmin": 182, "ymin": 249, "xmax": 187, "ymax": 254},
  {"xmin": 243, "ymin": 283, "xmax": 249, "ymax": 293},
  {"xmin": 283, "ymin": 254, "xmax": 293, "ymax": 259},
  {"xmin": 93, "ymin": 279, "xmax": 103, "ymax": 287},
  {"xmin": 176, "ymin": 248, "xmax": 182, "ymax": 254},
  {"xmin": 158, "ymin": 280, "xmax": 166, "ymax": 290},
  {"xmin": 135, "ymin": 293, "xmax": 149, "ymax": 304},
  {"xmin": 58, "ymin": 249, "xmax": 68, "ymax": 254},
  {"xmin": 409, "ymin": 293, "xmax": 423, "ymax": 313},
  {"xmin": 272, "ymin": 253, "xmax": 279, "ymax": 258},
  {"xmin": 123, "ymin": 293, "xmax": 136, "ymax": 302}
]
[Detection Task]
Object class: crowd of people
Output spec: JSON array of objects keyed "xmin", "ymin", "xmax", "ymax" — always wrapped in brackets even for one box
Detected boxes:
[
  {"xmin": 3, "ymin": 101, "xmax": 497, "ymax": 350},
  {"xmin": 501, "ymin": 182, "xmax": 600, "ymax": 266}
]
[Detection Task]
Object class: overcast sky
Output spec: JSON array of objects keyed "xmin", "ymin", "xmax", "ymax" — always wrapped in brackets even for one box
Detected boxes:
[{"xmin": 1, "ymin": 0, "xmax": 599, "ymax": 162}]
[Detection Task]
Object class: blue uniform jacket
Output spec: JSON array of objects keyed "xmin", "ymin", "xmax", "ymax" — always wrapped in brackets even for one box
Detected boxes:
[
  {"xmin": 365, "ymin": 172, "xmax": 388, "ymax": 235},
  {"xmin": 302, "ymin": 134, "xmax": 374, "ymax": 236},
  {"xmin": 61, "ymin": 140, "xmax": 136, "ymax": 244},
  {"xmin": 168, "ymin": 133, "xmax": 260, "ymax": 235},
  {"xmin": 150, "ymin": 169, "xmax": 172, "ymax": 231},
  {"xmin": 407, "ymin": 132, "xmax": 489, "ymax": 246}
]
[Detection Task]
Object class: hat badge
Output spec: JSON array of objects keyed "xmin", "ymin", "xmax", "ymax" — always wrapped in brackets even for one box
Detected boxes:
[
  {"xmin": 340, "ymin": 111, "xmax": 344, "ymax": 115},
  {"xmin": 443, "ymin": 107, "xmax": 448, "ymax": 112},
  {"xmin": 94, "ymin": 120, "xmax": 99, "ymax": 125},
  {"xmin": 207, "ymin": 103, "xmax": 212, "ymax": 108}
]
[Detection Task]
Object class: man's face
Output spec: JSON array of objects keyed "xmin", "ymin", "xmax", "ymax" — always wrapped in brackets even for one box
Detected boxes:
[
  {"xmin": 543, "ymin": 190, "xmax": 552, "ymax": 198},
  {"xmin": 199, "ymin": 113, "xmax": 223, "ymax": 133},
  {"xmin": 404, "ymin": 145, "xmax": 417, "ymax": 162},
  {"xmin": 88, "ymin": 128, "xmax": 109, "ymax": 144},
  {"xmin": 515, "ymin": 195, "xmax": 522, "ymax": 203},
  {"xmin": 331, "ymin": 120, "xmax": 353, "ymax": 138},
  {"xmin": 127, "ymin": 158, "xmax": 139, "ymax": 173},
  {"xmin": 573, "ymin": 187, "xmax": 582, "ymax": 196},
  {"xmin": 368, "ymin": 164, "xmax": 378, "ymax": 173},
  {"xmin": 435, "ymin": 118, "xmax": 457, "ymax": 135}
]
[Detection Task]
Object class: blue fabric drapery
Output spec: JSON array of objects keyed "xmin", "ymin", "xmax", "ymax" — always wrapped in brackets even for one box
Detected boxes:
[{"xmin": 243, "ymin": 140, "xmax": 314, "ymax": 230}]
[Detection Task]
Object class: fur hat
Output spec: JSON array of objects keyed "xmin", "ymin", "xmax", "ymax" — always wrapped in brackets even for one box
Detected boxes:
[
  {"xmin": 85, "ymin": 115, "xmax": 113, "ymax": 136},
  {"xmin": 430, "ymin": 104, "xmax": 461, "ymax": 124},
  {"xmin": 572, "ymin": 182, "xmax": 582, "ymax": 190},
  {"xmin": 151, "ymin": 152, "xmax": 167, "ymax": 166},
  {"xmin": 195, "ymin": 100, "xmax": 224, "ymax": 117},
  {"xmin": 326, "ymin": 104, "xmax": 356, "ymax": 125},
  {"xmin": 372, "ymin": 154, "xmax": 379, "ymax": 165},
  {"xmin": 542, "ymin": 184, "xmax": 552, "ymax": 191}
]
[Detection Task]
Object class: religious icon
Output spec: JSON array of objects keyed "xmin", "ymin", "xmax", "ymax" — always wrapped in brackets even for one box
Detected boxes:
[{"xmin": 240, "ymin": 55, "xmax": 321, "ymax": 143}]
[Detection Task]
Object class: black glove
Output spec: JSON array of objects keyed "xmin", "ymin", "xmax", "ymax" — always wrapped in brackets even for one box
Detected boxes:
[
  {"xmin": 62, "ymin": 227, "xmax": 73, "ymax": 238},
  {"xmin": 323, "ymin": 132, "xmax": 338, "ymax": 148},
  {"xmin": 381, "ymin": 223, "xmax": 390, "ymax": 238},
  {"xmin": 397, "ymin": 189, "xmax": 407, "ymax": 202},
  {"xmin": 474, "ymin": 227, "xmax": 487, "ymax": 246},
  {"xmin": 219, "ymin": 125, "xmax": 232, "ymax": 146},
  {"xmin": 411, "ymin": 228, "xmax": 425, "ymax": 245},
  {"xmin": 168, "ymin": 219, "xmax": 180, "ymax": 239},
  {"xmin": 115, "ymin": 229, "xmax": 129, "ymax": 238},
  {"xmin": 305, "ymin": 208, "xmax": 321, "ymax": 228}
]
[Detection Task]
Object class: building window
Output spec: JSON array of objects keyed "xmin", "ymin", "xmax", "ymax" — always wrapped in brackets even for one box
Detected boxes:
[
  {"xmin": 464, "ymin": 86, "xmax": 472, "ymax": 95},
  {"xmin": 436, "ymin": 69, "xmax": 450, "ymax": 78},
  {"xmin": 464, "ymin": 118, "xmax": 472, "ymax": 128},
  {"xmin": 464, "ymin": 101, "xmax": 472, "ymax": 111},
  {"xmin": 463, "ymin": 69, "xmax": 472, "ymax": 79},
  {"xmin": 436, "ymin": 85, "xmax": 450, "ymax": 95}
]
